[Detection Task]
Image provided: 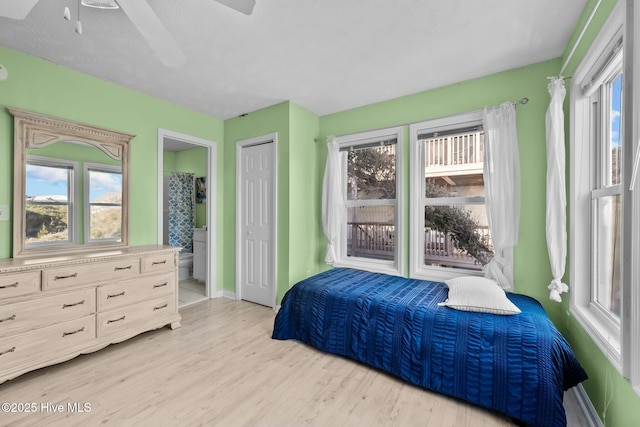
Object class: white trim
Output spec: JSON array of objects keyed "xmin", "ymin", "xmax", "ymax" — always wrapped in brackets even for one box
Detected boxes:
[
  {"xmin": 157, "ymin": 128, "xmax": 218, "ymax": 301},
  {"xmin": 571, "ymin": 384, "xmax": 604, "ymax": 427},
  {"xmin": 235, "ymin": 133, "xmax": 278, "ymax": 310},
  {"xmin": 222, "ymin": 290, "xmax": 236, "ymax": 300},
  {"xmin": 333, "ymin": 126, "xmax": 404, "ymax": 276}
]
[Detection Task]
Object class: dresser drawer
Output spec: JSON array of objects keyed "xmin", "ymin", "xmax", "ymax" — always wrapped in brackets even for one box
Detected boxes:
[
  {"xmin": 0, "ymin": 288, "xmax": 95, "ymax": 338},
  {"xmin": 0, "ymin": 316, "xmax": 95, "ymax": 372},
  {"xmin": 140, "ymin": 253, "xmax": 175, "ymax": 274},
  {"xmin": 97, "ymin": 273, "xmax": 175, "ymax": 311},
  {"xmin": 97, "ymin": 295, "xmax": 175, "ymax": 338},
  {"xmin": 42, "ymin": 258, "xmax": 141, "ymax": 291},
  {"xmin": 0, "ymin": 271, "xmax": 40, "ymax": 299}
]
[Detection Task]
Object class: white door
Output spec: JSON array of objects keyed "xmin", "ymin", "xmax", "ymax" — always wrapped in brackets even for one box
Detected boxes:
[{"xmin": 239, "ymin": 141, "xmax": 275, "ymax": 307}]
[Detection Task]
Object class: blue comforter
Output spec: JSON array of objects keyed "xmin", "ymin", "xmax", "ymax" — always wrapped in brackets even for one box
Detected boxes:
[{"xmin": 272, "ymin": 268, "xmax": 587, "ymax": 427}]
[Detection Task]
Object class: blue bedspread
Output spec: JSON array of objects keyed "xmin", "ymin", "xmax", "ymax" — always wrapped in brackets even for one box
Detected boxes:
[{"xmin": 272, "ymin": 268, "xmax": 587, "ymax": 427}]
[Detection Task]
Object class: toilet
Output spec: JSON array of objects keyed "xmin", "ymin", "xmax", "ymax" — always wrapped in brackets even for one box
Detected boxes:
[{"xmin": 178, "ymin": 252, "xmax": 193, "ymax": 281}]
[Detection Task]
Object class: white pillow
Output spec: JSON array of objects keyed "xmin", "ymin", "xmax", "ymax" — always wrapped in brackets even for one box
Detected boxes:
[{"xmin": 439, "ymin": 276, "xmax": 521, "ymax": 315}]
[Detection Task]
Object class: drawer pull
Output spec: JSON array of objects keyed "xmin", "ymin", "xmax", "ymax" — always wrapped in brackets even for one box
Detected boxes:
[
  {"xmin": 62, "ymin": 327, "xmax": 85, "ymax": 337},
  {"xmin": 54, "ymin": 273, "xmax": 78, "ymax": 281},
  {"xmin": 107, "ymin": 291, "xmax": 126, "ymax": 299},
  {"xmin": 0, "ymin": 346, "xmax": 16, "ymax": 357},
  {"xmin": 62, "ymin": 300, "xmax": 85, "ymax": 309},
  {"xmin": 0, "ymin": 315, "xmax": 16, "ymax": 323},
  {"xmin": 153, "ymin": 282, "xmax": 168, "ymax": 289},
  {"xmin": 0, "ymin": 282, "xmax": 19, "ymax": 289},
  {"xmin": 152, "ymin": 260, "xmax": 167, "ymax": 265},
  {"xmin": 114, "ymin": 265, "xmax": 133, "ymax": 271},
  {"xmin": 153, "ymin": 303, "xmax": 168, "ymax": 311},
  {"xmin": 107, "ymin": 315, "xmax": 126, "ymax": 324}
]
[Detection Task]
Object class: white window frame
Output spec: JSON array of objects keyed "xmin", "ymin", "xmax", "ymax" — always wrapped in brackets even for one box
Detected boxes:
[
  {"xmin": 25, "ymin": 155, "xmax": 79, "ymax": 247},
  {"xmin": 332, "ymin": 126, "xmax": 403, "ymax": 276},
  {"xmin": 83, "ymin": 162, "xmax": 123, "ymax": 243},
  {"xmin": 570, "ymin": 2, "xmax": 624, "ymax": 372},
  {"xmin": 409, "ymin": 110, "xmax": 505, "ymax": 282}
]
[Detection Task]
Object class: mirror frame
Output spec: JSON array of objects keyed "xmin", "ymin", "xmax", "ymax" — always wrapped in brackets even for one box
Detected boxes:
[{"xmin": 9, "ymin": 107, "xmax": 135, "ymax": 258}]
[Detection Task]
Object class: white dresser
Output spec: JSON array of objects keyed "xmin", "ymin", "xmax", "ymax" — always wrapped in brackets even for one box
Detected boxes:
[{"xmin": 0, "ymin": 245, "xmax": 181, "ymax": 384}]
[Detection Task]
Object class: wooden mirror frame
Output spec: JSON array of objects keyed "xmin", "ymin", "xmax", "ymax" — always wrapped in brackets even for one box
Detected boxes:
[{"xmin": 9, "ymin": 108, "xmax": 134, "ymax": 258}]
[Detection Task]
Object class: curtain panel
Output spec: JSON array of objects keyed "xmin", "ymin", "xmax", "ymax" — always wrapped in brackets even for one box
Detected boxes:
[
  {"xmin": 483, "ymin": 104, "xmax": 520, "ymax": 290},
  {"xmin": 168, "ymin": 171, "xmax": 196, "ymax": 254},
  {"xmin": 545, "ymin": 78, "xmax": 569, "ymax": 302},
  {"xmin": 322, "ymin": 137, "xmax": 344, "ymax": 264}
]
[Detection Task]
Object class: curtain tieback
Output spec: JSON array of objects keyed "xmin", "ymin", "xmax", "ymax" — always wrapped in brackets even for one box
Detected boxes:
[{"xmin": 548, "ymin": 278, "xmax": 568, "ymax": 303}]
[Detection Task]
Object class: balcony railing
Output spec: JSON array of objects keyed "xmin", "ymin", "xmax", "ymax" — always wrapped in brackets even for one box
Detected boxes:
[
  {"xmin": 424, "ymin": 131, "xmax": 484, "ymax": 176},
  {"xmin": 346, "ymin": 222, "xmax": 492, "ymax": 270}
]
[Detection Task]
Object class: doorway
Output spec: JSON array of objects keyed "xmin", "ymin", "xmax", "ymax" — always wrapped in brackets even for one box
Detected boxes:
[
  {"xmin": 236, "ymin": 133, "xmax": 277, "ymax": 308},
  {"xmin": 158, "ymin": 129, "xmax": 217, "ymax": 307}
]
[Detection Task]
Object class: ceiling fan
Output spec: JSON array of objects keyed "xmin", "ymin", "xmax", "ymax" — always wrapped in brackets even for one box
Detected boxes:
[{"xmin": 0, "ymin": 0, "xmax": 256, "ymax": 67}]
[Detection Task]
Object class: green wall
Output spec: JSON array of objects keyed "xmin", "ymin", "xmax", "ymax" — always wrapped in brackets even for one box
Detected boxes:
[
  {"xmin": 0, "ymin": 46, "xmax": 224, "ymax": 292},
  {"xmin": 223, "ymin": 101, "xmax": 325, "ymax": 303},
  {"xmin": 173, "ymin": 146, "xmax": 208, "ymax": 228}
]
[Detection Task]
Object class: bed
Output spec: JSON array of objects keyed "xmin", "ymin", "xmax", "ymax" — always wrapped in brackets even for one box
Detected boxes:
[{"xmin": 272, "ymin": 268, "xmax": 587, "ymax": 427}]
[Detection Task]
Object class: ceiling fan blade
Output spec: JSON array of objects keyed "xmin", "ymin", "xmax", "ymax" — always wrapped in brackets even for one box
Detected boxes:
[
  {"xmin": 115, "ymin": 0, "xmax": 186, "ymax": 68},
  {"xmin": 0, "ymin": 0, "xmax": 40, "ymax": 20},
  {"xmin": 213, "ymin": 0, "xmax": 256, "ymax": 15}
]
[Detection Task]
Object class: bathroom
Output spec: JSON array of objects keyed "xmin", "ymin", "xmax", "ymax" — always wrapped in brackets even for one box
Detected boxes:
[{"xmin": 162, "ymin": 142, "xmax": 208, "ymax": 306}]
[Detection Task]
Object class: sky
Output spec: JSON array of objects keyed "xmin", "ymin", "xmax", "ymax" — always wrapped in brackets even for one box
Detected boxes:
[{"xmin": 26, "ymin": 164, "xmax": 121, "ymax": 201}]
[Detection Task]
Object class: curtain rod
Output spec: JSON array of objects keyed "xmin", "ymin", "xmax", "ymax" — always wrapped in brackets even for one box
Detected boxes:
[
  {"xmin": 314, "ymin": 97, "xmax": 529, "ymax": 143},
  {"xmin": 558, "ymin": 0, "xmax": 603, "ymax": 77}
]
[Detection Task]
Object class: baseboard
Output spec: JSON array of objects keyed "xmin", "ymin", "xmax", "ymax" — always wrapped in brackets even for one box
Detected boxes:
[
  {"xmin": 572, "ymin": 384, "xmax": 603, "ymax": 427},
  {"xmin": 222, "ymin": 290, "xmax": 236, "ymax": 300}
]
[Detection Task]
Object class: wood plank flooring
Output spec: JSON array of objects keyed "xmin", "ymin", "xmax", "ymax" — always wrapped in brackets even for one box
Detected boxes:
[{"xmin": 0, "ymin": 298, "xmax": 576, "ymax": 427}]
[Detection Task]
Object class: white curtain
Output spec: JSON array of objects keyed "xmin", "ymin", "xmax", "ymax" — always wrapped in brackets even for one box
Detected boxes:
[
  {"xmin": 545, "ymin": 78, "xmax": 569, "ymax": 302},
  {"xmin": 483, "ymin": 104, "xmax": 520, "ymax": 290},
  {"xmin": 322, "ymin": 137, "xmax": 343, "ymax": 264}
]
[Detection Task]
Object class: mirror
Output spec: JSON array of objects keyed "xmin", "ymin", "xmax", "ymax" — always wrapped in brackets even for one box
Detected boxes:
[{"xmin": 10, "ymin": 108, "xmax": 134, "ymax": 258}]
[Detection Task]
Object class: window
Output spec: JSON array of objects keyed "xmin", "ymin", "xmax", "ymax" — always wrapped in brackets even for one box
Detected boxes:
[
  {"xmin": 570, "ymin": 5, "xmax": 625, "ymax": 370},
  {"xmin": 410, "ymin": 111, "xmax": 495, "ymax": 281},
  {"xmin": 84, "ymin": 163, "xmax": 123, "ymax": 242},
  {"xmin": 333, "ymin": 127, "xmax": 403, "ymax": 275},
  {"xmin": 25, "ymin": 155, "xmax": 78, "ymax": 246}
]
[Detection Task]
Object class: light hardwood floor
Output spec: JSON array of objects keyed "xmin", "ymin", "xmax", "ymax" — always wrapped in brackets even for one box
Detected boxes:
[{"xmin": 0, "ymin": 299, "xmax": 583, "ymax": 427}]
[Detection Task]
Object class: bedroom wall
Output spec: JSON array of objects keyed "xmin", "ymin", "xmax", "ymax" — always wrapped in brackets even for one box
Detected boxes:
[
  {"xmin": 319, "ymin": 60, "xmax": 559, "ymax": 315},
  {"xmin": 0, "ymin": 46, "xmax": 225, "ymax": 288},
  {"xmin": 174, "ymin": 146, "xmax": 208, "ymax": 228}
]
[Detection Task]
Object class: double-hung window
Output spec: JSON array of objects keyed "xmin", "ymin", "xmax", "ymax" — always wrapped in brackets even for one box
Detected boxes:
[
  {"xmin": 333, "ymin": 127, "xmax": 403, "ymax": 275},
  {"xmin": 570, "ymin": 5, "xmax": 625, "ymax": 369},
  {"xmin": 25, "ymin": 155, "xmax": 78, "ymax": 247},
  {"xmin": 410, "ymin": 111, "xmax": 494, "ymax": 281},
  {"xmin": 84, "ymin": 163, "xmax": 123, "ymax": 242}
]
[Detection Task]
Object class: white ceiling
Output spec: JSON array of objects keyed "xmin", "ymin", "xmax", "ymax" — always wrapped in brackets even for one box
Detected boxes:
[{"xmin": 0, "ymin": 0, "xmax": 587, "ymax": 120}]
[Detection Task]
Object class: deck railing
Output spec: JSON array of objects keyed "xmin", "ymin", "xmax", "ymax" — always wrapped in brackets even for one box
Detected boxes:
[
  {"xmin": 424, "ymin": 131, "xmax": 484, "ymax": 175},
  {"xmin": 347, "ymin": 222, "xmax": 492, "ymax": 270}
]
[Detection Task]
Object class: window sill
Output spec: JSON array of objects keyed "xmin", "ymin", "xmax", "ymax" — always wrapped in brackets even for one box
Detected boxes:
[
  {"xmin": 410, "ymin": 265, "xmax": 485, "ymax": 283},
  {"xmin": 333, "ymin": 259, "xmax": 401, "ymax": 277},
  {"xmin": 571, "ymin": 304, "xmax": 622, "ymax": 374}
]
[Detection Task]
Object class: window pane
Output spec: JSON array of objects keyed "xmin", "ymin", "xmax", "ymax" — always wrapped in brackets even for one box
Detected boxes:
[
  {"xmin": 594, "ymin": 194, "xmax": 621, "ymax": 318},
  {"xmin": 347, "ymin": 205, "xmax": 395, "ymax": 261},
  {"xmin": 90, "ymin": 205, "xmax": 122, "ymax": 241},
  {"xmin": 25, "ymin": 163, "xmax": 71, "ymax": 245},
  {"xmin": 608, "ymin": 72, "xmax": 623, "ymax": 186},
  {"xmin": 424, "ymin": 204, "xmax": 493, "ymax": 271},
  {"xmin": 88, "ymin": 169, "xmax": 122, "ymax": 241},
  {"xmin": 347, "ymin": 145, "xmax": 396, "ymax": 200}
]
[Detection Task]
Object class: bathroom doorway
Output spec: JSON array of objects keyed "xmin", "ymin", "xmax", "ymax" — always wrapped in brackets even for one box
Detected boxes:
[{"xmin": 157, "ymin": 129, "xmax": 217, "ymax": 307}]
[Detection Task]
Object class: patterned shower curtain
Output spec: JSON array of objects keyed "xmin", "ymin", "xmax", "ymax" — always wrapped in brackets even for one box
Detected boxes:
[{"xmin": 168, "ymin": 172, "xmax": 196, "ymax": 253}]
